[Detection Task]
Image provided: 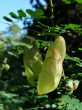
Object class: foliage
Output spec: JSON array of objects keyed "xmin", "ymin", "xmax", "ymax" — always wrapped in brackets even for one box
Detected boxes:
[
  {"xmin": 0, "ymin": 39, "xmax": 82, "ymax": 109},
  {"xmin": 59, "ymin": 95, "xmax": 82, "ymax": 110},
  {"xmin": 9, "ymin": 24, "xmax": 21, "ymax": 35}
]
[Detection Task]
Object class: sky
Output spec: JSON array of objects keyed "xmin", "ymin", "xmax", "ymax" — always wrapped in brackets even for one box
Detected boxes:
[{"xmin": 0, "ymin": 0, "xmax": 46, "ymax": 32}]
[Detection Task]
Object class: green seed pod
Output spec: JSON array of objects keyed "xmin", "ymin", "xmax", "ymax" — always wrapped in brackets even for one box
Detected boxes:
[
  {"xmin": 46, "ymin": 36, "xmax": 66, "ymax": 61},
  {"xmin": 23, "ymin": 42, "xmax": 43, "ymax": 87},
  {"xmin": 37, "ymin": 48, "xmax": 62, "ymax": 95},
  {"xmin": 23, "ymin": 57, "xmax": 36, "ymax": 87},
  {"xmin": 2, "ymin": 64, "xmax": 10, "ymax": 71},
  {"xmin": 3, "ymin": 57, "xmax": 7, "ymax": 64}
]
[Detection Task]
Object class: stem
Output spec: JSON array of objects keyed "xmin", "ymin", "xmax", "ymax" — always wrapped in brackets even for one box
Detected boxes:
[
  {"xmin": 62, "ymin": 68, "xmax": 65, "ymax": 80},
  {"xmin": 50, "ymin": 0, "xmax": 54, "ymax": 26}
]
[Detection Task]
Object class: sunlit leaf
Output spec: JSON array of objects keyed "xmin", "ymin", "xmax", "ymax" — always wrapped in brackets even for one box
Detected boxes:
[
  {"xmin": 65, "ymin": 54, "xmax": 81, "ymax": 63},
  {"xmin": 35, "ymin": 41, "xmax": 40, "ymax": 47},
  {"xmin": 62, "ymin": 0, "xmax": 71, "ymax": 4},
  {"xmin": 7, "ymin": 51, "xmax": 17, "ymax": 57},
  {"xmin": 75, "ymin": 0, "xmax": 82, "ymax": 3},
  {"xmin": 78, "ymin": 48, "xmax": 82, "ymax": 51},
  {"xmin": 10, "ymin": 39, "xmax": 33, "ymax": 49},
  {"xmin": 77, "ymin": 73, "xmax": 82, "ymax": 77}
]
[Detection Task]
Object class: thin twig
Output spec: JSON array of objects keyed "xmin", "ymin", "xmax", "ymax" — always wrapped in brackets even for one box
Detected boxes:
[
  {"xmin": 50, "ymin": 0, "xmax": 54, "ymax": 26},
  {"xmin": 62, "ymin": 67, "xmax": 65, "ymax": 80}
]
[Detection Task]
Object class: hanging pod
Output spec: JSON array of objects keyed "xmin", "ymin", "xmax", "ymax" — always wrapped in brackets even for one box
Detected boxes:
[
  {"xmin": 46, "ymin": 36, "xmax": 66, "ymax": 61},
  {"xmin": 23, "ymin": 42, "xmax": 43, "ymax": 87},
  {"xmin": 37, "ymin": 48, "xmax": 62, "ymax": 95}
]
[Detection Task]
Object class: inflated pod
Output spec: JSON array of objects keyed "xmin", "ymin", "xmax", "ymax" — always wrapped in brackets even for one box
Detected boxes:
[
  {"xmin": 46, "ymin": 36, "xmax": 66, "ymax": 61},
  {"xmin": 37, "ymin": 48, "xmax": 62, "ymax": 95},
  {"xmin": 23, "ymin": 42, "xmax": 43, "ymax": 87},
  {"xmin": 23, "ymin": 58, "xmax": 36, "ymax": 86}
]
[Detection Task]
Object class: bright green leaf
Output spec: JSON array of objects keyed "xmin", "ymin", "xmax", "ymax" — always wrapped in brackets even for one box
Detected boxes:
[
  {"xmin": 41, "ymin": 42, "xmax": 47, "ymax": 47},
  {"xmin": 10, "ymin": 39, "xmax": 33, "ymax": 49},
  {"xmin": 62, "ymin": 95, "xmax": 72, "ymax": 103},
  {"xmin": 75, "ymin": 0, "xmax": 82, "ymax": 3},
  {"xmin": 78, "ymin": 48, "xmax": 82, "ymax": 51},
  {"xmin": 35, "ymin": 41, "xmax": 40, "ymax": 47},
  {"xmin": 45, "ymin": 104, "xmax": 50, "ymax": 108},
  {"xmin": 62, "ymin": 0, "xmax": 71, "ymax": 4},
  {"xmin": 77, "ymin": 73, "xmax": 82, "ymax": 77},
  {"xmin": 52, "ymin": 104, "xmax": 57, "ymax": 108},
  {"xmin": 67, "ymin": 104, "xmax": 75, "ymax": 110},
  {"xmin": 7, "ymin": 51, "xmax": 17, "ymax": 57}
]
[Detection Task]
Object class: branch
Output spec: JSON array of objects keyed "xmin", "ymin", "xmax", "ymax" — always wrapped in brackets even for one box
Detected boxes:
[{"xmin": 50, "ymin": 0, "xmax": 54, "ymax": 26}]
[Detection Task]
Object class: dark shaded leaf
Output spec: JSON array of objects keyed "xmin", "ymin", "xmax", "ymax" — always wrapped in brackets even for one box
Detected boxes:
[
  {"xmin": 26, "ymin": 9, "xmax": 35, "ymax": 17},
  {"xmin": 24, "ymin": 35, "xmax": 36, "ymax": 40},
  {"xmin": 17, "ymin": 10, "xmax": 26, "ymax": 17},
  {"xmin": 35, "ymin": 8, "xmax": 44, "ymax": 16},
  {"xmin": 26, "ymin": 9, "xmax": 47, "ymax": 19},
  {"xmin": 3, "ymin": 16, "xmax": 13, "ymax": 22},
  {"xmin": 9, "ymin": 12, "xmax": 19, "ymax": 19}
]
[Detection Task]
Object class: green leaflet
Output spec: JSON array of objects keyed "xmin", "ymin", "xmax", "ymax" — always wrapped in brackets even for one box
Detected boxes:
[
  {"xmin": 23, "ymin": 42, "xmax": 43, "ymax": 87},
  {"xmin": 37, "ymin": 48, "xmax": 62, "ymax": 95},
  {"xmin": 46, "ymin": 36, "xmax": 66, "ymax": 61}
]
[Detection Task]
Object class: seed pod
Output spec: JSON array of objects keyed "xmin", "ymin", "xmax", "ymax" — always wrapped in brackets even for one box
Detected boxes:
[
  {"xmin": 68, "ymin": 81, "xmax": 73, "ymax": 92},
  {"xmin": 23, "ymin": 57, "xmax": 36, "ymax": 87},
  {"xmin": 73, "ymin": 80, "xmax": 79, "ymax": 90},
  {"xmin": 37, "ymin": 48, "xmax": 62, "ymax": 95},
  {"xmin": 3, "ymin": 57, "xmax": 7, "ymax": 64},
  {"xmin": 2, "ymin": 64, "xmax": 10, "ymax": 71},
  {"xmin": 23, "ymin": 42, "xmax": 43, "ymax": 87},
  {"xmin": 46, "ymin": 36, "xmax": 66, "ymax": 61}
]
